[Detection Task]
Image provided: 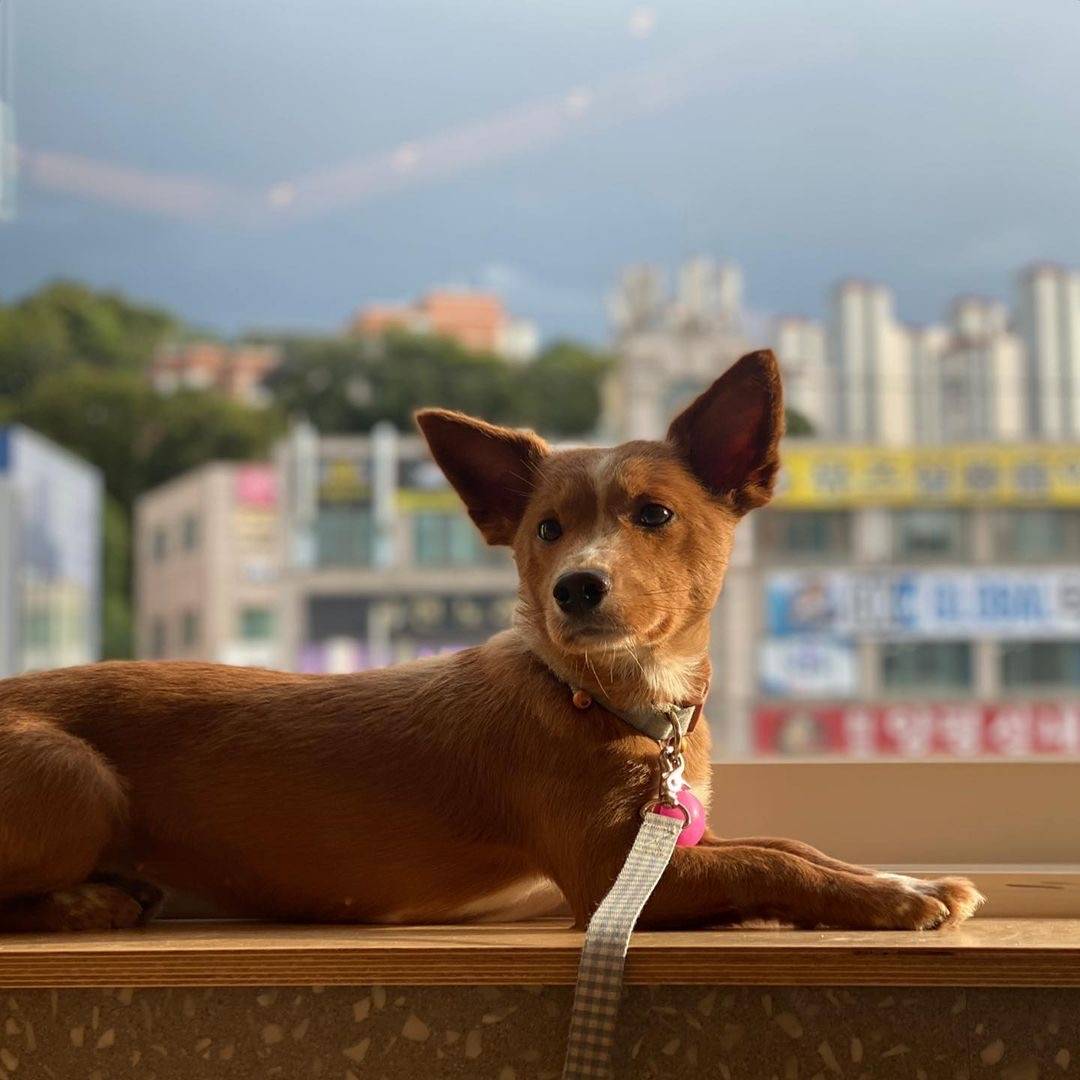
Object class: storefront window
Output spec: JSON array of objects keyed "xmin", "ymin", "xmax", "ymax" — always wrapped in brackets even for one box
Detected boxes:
[
  {"xmin": 881, "ymin": 641, "xmax": 973, "ymax": 692},
  {"xmin": 992, "ymin": 510, "xmax": 1080, "ymax": 562},
  {"xmin": 756, "ymin": 511, "xmax": 853, "ymax": 561},
  {"xmin": 893, "ymin": 510, "xmax": 969, "ymax": 560},
  {"xmin": 1001, "ymin": 641, "xmax": 1080, "ymax": 690}
]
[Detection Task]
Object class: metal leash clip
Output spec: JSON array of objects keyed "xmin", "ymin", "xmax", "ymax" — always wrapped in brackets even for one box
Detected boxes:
[{"xmin": 639, "ymin": 717, "xmax": 690, "ymax": 827}]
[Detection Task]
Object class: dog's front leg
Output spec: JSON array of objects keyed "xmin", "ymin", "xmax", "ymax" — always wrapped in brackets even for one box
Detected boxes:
[
  {"xmin": 701, "ymin": 833, "xmax": 877, "ymax": 876},
  {"xmin": 578, "ymin": 843, "xmax": 982, "ymax": 931}
]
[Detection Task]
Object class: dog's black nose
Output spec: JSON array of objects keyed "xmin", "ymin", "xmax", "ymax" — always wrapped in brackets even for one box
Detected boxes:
[{"xmin": 553, "ymin": 571, "xmax": 610, "ymax": 614}]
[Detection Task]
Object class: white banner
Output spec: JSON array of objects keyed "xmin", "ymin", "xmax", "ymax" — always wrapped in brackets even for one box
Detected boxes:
[{"xmin": 766, "ymin": 569, "xmax": 1080, "ymax": 640}]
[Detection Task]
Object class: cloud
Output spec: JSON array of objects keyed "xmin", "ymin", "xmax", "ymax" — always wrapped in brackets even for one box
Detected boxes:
[
  {"xmin": 627, "ymin": 6, "xmax": 657, "ymax": 39},
  {"xmin": 13, "ymin": 38, "xmax": 743, "ymax": 226}
]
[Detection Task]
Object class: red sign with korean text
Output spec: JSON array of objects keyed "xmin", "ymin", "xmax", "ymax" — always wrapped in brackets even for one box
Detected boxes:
[{"xmin": 754, "ymin": 701, "xmax": 1080, "ymax": 757}]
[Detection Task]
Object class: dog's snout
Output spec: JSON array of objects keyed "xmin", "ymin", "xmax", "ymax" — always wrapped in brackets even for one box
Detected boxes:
[{"xmin": 553, "ymin": 570, "xmax": 610, "ymax": 615}]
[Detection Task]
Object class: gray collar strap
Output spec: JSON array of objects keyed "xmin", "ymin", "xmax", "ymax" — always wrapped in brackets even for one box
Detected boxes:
[{"xmin": 585, "ymin": 693, "xmax": 698, "ymax": 743}]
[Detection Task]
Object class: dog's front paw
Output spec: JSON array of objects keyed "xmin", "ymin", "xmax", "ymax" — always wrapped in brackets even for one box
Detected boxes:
[
  {"xmin": 915, "ymin": 876, "xmax": 985, "ymax": 927},
  {"xmin": 876, "ymin": 873, "xmax": 985, "ymax": 929}
]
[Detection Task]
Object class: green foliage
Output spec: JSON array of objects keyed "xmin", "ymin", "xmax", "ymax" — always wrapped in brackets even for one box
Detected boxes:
[
  {"xmin": 15, "ymin": 365, "xmax": 156, "ymax": 506},
  {"xmin": 513, "ymin": 340, "xmax": 611, "ymax": 436},
  {"xmin": 102, "ymin": 497, "xmax": 133, "ymax": 660},
  {"xmin": 267, "ymin": 331, "xmax": 612, "ymax": 437},
  {"xmin": 785, "ymin": 407, "xmax": 815, "ymax": 437},
  {"xmin": 0, "ymin": 280, "xmax": 178, "ymax": 398},
  {"xmin": 13, "ymin": 366, "xmax": 283, "ymax": 506},
  {"xmin": 144, "ymin": 391, "xmax": 285, "ymax": 492}
]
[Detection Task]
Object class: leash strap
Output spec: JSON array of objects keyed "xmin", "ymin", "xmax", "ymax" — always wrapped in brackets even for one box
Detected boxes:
[{"xmin": 562, "ymin": 811, "xmax": 683, "ymax": 1079}]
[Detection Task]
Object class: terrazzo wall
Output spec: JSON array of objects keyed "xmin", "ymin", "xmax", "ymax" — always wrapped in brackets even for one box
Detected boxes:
[{"xmin": 1, "ymin": 984, "xmax": 1077, "ymax": 1079}]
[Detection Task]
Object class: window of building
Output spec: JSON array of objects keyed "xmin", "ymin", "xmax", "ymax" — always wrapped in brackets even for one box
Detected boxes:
[
  {"xmin": 414, "ymin": 512, "xmax": 485, "ymax": 566},
  {"xmin": 893, "ymin": 510, "xmax": 969, "ymax": 560},
  {"xmin": 152, "ymin": 526, "xmax": 168, "ymax": 562},
  {"xmin": 992, "ymin": 510, "xmax": 1080, "ymax": 562},
  {"xmin": 181, "ymin": 610, "xmax": 200, "ymax": 649},
  {"xmin": 756, "ymin": 511, "xmax": 853, "ymax": 561},
  {"xmin": 1001, "ymin": 641, "xmax": 1080, "ymax": 690},
  {"xmin": 240, "ymin": 606, "xmax": 275, "ymax": 642},
  {"xmin": 315, "ymin": 508, "xmax": 374, "ymax": 567},
  {"xmin": 181, "ymin": 512, "xmax": 200, "ymax": 552},
  {"xmin": 880, "ymin": 641, "xmax": 973, "ymax": 692}
]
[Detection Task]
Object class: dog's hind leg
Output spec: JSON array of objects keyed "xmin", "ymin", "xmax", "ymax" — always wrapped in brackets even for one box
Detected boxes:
[{"xmin": 0, "ymin": 712, "xmax": 149, "ymax": 932}]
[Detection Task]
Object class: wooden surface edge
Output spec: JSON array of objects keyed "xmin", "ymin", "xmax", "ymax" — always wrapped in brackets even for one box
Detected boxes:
[{"xmin": 2, "ymin": 920, "xmax": 1080, "ymax": 988}]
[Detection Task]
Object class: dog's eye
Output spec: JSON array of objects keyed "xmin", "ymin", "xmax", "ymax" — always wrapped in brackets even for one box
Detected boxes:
[
  {"xmin": 636, "ymin": 503, "xmax": 673, "ymax": 528},
  {"xmin": 538, "ymin": 518, "xmax": 563, "ymax": 542}
]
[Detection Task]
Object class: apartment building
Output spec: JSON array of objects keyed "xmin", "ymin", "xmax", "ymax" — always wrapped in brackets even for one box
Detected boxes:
[
  {"xmin": 1017, "ymin": 263, "xmax": 1080, "ymax": 440},
  {"xmin": 350, "ymin": 290, "xmax": 539, "ymax": 363},
  {"xmin": 0, "ymin": 426, "xmax": 102, "ymax": 675},
  {"xmin": 604, "ymin": 257, "xmax": 1080, "ymax": 446},
  {"xmin": 135, "ymin": 462, "xmax": 282, "ymax": 666}
]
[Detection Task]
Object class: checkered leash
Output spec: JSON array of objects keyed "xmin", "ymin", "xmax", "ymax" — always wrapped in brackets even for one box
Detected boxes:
[{"xmin": 562, "ymin": 718, "xmax": 692, "ymax": 1080}]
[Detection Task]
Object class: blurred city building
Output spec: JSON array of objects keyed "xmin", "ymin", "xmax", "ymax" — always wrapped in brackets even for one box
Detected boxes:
[
  {"xmin": 1017, "ymin": 263, "xmax": 1080, "ymax": 440},
  {"xmin": 276, "ymin": 423, "xmax": 517, "ymax": 673},
  {"xmin": 350, "ymin": 290, "xmax": 539, "ymax": 362},
  {"xmin": 135, "ymin": 462, "xmax": 282, "ymax": 667},
  {"xmin": 0, "ymin": 426, "xmax": 102, "ymax": 676},
  {"xmin": 149, "ymin": 342, "xmax": 282, "ymax": 407},
  {"xmin": 602, "ymin": 257, "xmax": 749, "ymax": 440},
  {"xmin": 602, "ymin": 257, "xmax": 1080, "ymax": 445},
  {"xmin": 718, "ymin": 440, "xmax": 1080, "ymax": 758},
  {"xmin": 134, "ymin": 429, "xmax": 1080, "ymax": 758}
]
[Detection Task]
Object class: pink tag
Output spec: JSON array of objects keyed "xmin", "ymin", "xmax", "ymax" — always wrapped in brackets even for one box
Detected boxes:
[{"xmin": 655, "ymin": 786, "xmax": 706, "ymax": 846}]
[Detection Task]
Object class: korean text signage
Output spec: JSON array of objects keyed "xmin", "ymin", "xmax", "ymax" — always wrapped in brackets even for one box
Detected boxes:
[
  {"xmin": 754, "ymin": 702, "xmax": 1080, "ymax": 758},
  {"xmin": 766, "ymin": 569, "xmax": 1080, "ymax": 640},
  {"xmin": 776, "ymin": 445, "xmax": 1080, "ymax": 507}
]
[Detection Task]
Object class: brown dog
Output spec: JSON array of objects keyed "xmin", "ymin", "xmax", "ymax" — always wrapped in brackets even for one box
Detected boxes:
[{"xmin": 0, "ymin": 350, "xmax": 983, "ymax": 933}]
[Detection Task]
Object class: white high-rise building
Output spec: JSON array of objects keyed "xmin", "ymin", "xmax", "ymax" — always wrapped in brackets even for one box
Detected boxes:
[
  {"xmin": 1016, "ymin": 264, "xmax": 1080, "ymax": 439},
  {"xmin": 827, "ymin": 281, "xmax": 913, "ymax": 445},
  {"xmin": 774, "ymin": 316, "xmax": 829, "ymax": 434},
  {"xmin": 926, "ymin": 298, "xmax": 1025, "ymax": 444}
]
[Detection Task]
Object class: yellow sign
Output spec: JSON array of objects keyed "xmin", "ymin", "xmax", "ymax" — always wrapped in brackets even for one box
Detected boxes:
[
  {"xmin": 395, "ymin": 488, "xmax": 462, "ymax": 511},
  {"xmin": 775, "ymin": 444, "xmax": 1080, "ymax": 507}
]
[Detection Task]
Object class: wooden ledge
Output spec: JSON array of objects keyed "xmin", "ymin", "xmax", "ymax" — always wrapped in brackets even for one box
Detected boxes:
[{"xmin": 1, "ymin": 918, "xmax": 1080, "ymax": 988}]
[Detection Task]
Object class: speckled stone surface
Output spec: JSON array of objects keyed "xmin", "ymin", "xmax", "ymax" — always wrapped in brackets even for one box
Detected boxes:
[{"xmin": 1, "ymin": 984, "xmax": 1078, "ymax": 1078}]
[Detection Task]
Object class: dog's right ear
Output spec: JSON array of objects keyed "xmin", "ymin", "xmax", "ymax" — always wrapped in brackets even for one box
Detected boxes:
[{"xmin": 414, "ymin": 409, "xmax": 549, "ymax": 545}]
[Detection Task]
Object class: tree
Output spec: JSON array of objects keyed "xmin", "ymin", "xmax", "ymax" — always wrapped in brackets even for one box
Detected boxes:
[
  {"xmin": 102, "ymin": 496, "xmax": 134, "ymax": 660},
  {"xmin": 265, "ymin": 331, "xmax": 611, "ymax": 437},
  {"xmin": 514, "ymin": 341, "xmax": 611, "ymax": 436},
  {"xmin": 143, "ymin": 390, "xmax": 284, "ymax": 492},
  {"xmin": 785, "ymin": 407, "xmax": 815, "ymax": 437},
  {"xmin": 15, "ymin": 365, "xmax": 155, "ymax": 506},
  {"xmin": 0, "ymin": 280, "xmax": 179, "ymax": 399}
]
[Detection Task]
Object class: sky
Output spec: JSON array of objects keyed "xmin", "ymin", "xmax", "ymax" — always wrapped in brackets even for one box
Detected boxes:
[{"xmin": 1, "ymin": 0, "xmax": 1079, "ymax": 343}]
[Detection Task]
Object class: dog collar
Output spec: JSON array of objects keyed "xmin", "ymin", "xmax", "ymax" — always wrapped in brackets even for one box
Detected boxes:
[{"xmin": 568, "ymin": 687, "xmax": 701, "ymax": 743}]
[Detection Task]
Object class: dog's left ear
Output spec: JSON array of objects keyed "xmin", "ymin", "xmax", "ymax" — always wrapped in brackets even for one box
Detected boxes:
[
  {"xmin": 415, "ymin": 409, "xmax": 549, "ymax": 545},
  {"xmin": 666, "ymin": 349, "xmax": 784, "ymax": 514}
]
